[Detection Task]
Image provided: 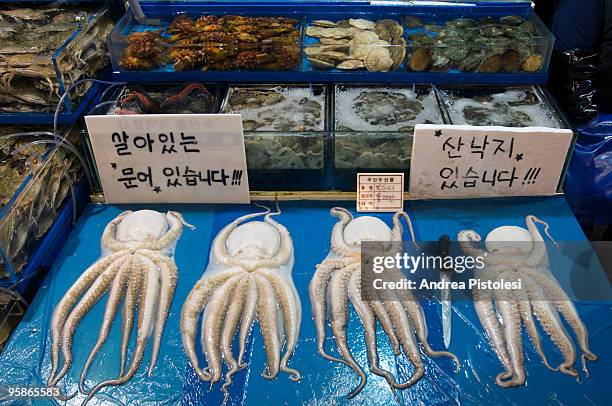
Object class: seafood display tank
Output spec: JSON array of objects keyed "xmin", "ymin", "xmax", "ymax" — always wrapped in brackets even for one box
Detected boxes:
[
  {"xmin": 85, "ymin": 83, "xmax": 571, "ymax": 192},
  {"xmin": 0, "ymin": 3, "xmax": 115, "ymax": 124},
  {"xmin": 107, "ymin": 1, "xmax": 555, "ymax": 84},
  {"xmin": 0, "ymin": 126, "xmax": 88, "ymax": 293}
]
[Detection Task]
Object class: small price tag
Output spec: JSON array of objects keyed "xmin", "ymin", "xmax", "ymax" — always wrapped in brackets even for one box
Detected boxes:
[
  {"xmin": 409, "ymin": 124, "xmax": 573, "ymax": 200},
  {"xmin": 357, "ymin": 173, "xmax": 404, "ymax": 212},
  {"xmin": 85, "ymin": 114, "xmax": 250, "ymax": 204}
]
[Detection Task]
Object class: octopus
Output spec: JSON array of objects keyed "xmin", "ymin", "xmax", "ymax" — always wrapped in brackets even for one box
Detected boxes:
[
  {"xmin": 458, "ymin": 215, "xmax": 598, "ymax": 387},
  {"xmin": 309, "ymin": 207, "xmax": 460, "ymax": 398},
  {"xmin": 46, "ymin": 209, "xmax": 192, "ymax": 403},
  {"xmin": 180, "ymin": 205, "xmax": 301, "ymax": 401}
]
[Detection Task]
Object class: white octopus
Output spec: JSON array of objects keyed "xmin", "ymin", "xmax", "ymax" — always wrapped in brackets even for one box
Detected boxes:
[
  {"xmin": 47, "ymin": 209, "xmax": 192, "ymax": 403},
  {"xmin": 458, "ymin": 215, "xmax": 597, "ymax": 388},
  {"xmin": 180, "ymin": 206, "xmax": 301, "ymax": 400},
  {"xmin": 310, "ymin": 207, "xmax": 460, "ymax": 398}
]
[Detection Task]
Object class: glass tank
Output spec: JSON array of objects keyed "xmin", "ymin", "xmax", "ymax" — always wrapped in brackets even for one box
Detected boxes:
[
  {"xmin": 0, "ymin": 4, "xmax": 114, "ymax": 114},
  {"xmin": 0, "ymin": 127, "xmax": 83, "ymax": 280},
  {"xmin": 220, "ymin": 84, "xmax": 328, "ymax": 190}
]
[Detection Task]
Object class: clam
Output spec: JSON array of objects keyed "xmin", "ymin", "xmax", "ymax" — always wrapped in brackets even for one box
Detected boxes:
[
  {"xmin": 364, "ymin": 47, "xmax": 393, "ymax": 72},
  {"xmin": 349, "ymin": 18, "xmax": 376, "ymax": 30},
  {"xmin": 337, "ymin": 59, "xmax": 365, "ymax": 70}
]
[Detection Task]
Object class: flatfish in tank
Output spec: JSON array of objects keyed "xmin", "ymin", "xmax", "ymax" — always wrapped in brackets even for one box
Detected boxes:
[
  {"xmin": 224, "ymin": 86, "xmax": 325, "ymax": 170},
  {"xmin": 440, "ymin": 87, "xmax": 563, "ymax": 128}
]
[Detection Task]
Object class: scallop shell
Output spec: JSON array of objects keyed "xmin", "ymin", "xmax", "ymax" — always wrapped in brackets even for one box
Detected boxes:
[
  {"xmin": 308, "ymin": 57, "xmax": 336, "ymax": 69},
  {"xmin": 351, "ymin": 30, "xmax": 380, "ymax": 44},
  {"xmin": 306, "ymin": 26, "xmax": 351, "ymax": 39},
  {"xmin": 389, "ymin": 38, "xmax": 406, "ymax": 70},
  {"xmin": 304, "ymin": 46, "xmax": 321, "ymax": 57},
  {"xmin": 312, "ymin": 20, "xmax": 337, "ymax": 28},
  {"xmin": 320, "ymin": 37, "xmax": 349, "ymax": 45},
  {"xmin": 349, "ymin": 18, "xmax": 376, "ymax": 30},
  {"xmin": 318, "ymin": 51, "xmax": 349, "ymax": 63},
  {"xmin": 337, "ymin": 59, "xmax": 365, "ymax": 70},
  {"xmin": 364, "ymin": 47, "xmax": 393, "ymax": 72}
]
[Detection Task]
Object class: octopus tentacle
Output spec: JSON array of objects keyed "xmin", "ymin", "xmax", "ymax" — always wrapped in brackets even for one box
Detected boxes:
[
  {"xmin": 238, "ymin": 274, "xmax": 258, "ymax": 368},
  {"xmin": 369, "ymin": 298, "xmax": 401, "ymax": 356},
  {"xmin": 257, "ymin": 210, "xmax": 294, "ymax": 270},
  {"xmin": 120, "ymin": 256, "xmax": 143, "ymax": 377},
  {"xmin": 51, "ymin": 256, "xmax": 124, "ymax": 387},
  {"xmin": 48, "ymin": 251, "xmax": 127, "ymax": 386},
  {"xmin": 519, "ymin": 268, "xmax": 597, "ymax": 375},
  {"xmin": 79, "ymin": 256, "xmax": 132, "ymax": 392},
  {"xmin": 83, "ymin": 253, "xmax": 161, "ymax": 405},
  {"xmin": 220, "ymin": 277, "xmax": 249, "ymax": 400},
  {"xmin": 473, "ymin": 287, "xmax": 514, "ymax": 382},
  {"xmin": 202, "ymin": 274, "xmax": 244, "ymax": 383},
  {"xmin": 255, "ymin": 275, "xmax": 282, "ymax": 380},
  {"xmin": 102, "ymin": 211, "xmax": 189, "ymax": 252},
  {"xmin": 100, "ymin": 211, "xmax": 133, "ymax": 251},
  {"xmin": 502, "ymin": 270, "xmax": 556, "ymax": 372},
  {"xmin": 493, "ymin": 293, "xmax": 525, "ymax": 388},
  {"xmin": 522, "ymin": 275, "xmax": 578, "ymax": 379},
  {"xmin": 329, "ymin": 263, "xmax": 366, "ymax": 398},
  {"xmin": 309, "ymin": 259, "xmax": 354, "ymax": 366},
  {"xmin": 180, "ymin": 268, "xmax": 243, "ymax": 380},
  {"xmin": 347, "ymin": 270, "xmax": 398, "ymax": 388},
  {"xmin": 146, "ymin": 255, "xmax": 178, "ymax": 376},
  {"xmin": 257, "ymin": 269, "xmax": 301, "ymax": 381},
  {"xmin": 402, "ymin": 297, "xmax": 460, "ymax": 369},
  {"xmin": 330, "ymin": 208, "xmax": 360, "ymax": 258},
  {"xmin": 383, "ymin": 298, "xmax": 424, "ymax": 389}
]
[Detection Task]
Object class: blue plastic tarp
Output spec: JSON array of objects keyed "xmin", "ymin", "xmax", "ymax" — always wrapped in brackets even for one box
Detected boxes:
[{"xmin": 0, "ymin": 196, "xmax": 610, "ymax": 405}]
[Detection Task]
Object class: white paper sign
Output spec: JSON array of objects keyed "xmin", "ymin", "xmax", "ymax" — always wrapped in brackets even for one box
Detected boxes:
[
  {"xmin": 85, "ymin": 114, "xmax": 250, "ymax": 204},
  {"xmin": 357, "ymin": 173, "xmax": 405, "ymax": 212},
  {"xmin": 409, "ymin": 124, "xmax": 573, "ymax": 199}
]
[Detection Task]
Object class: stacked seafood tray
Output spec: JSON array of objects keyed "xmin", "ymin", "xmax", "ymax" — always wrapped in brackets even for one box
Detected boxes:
[
  {"xmin": 0, "ymin": 126, "xmax": 85, "ymax": 290},
  {"xmin": 109, "ymin": 9, "xmax": 554, "ymax": 78},
  {"xmin": 89, "ymin": 82, "xmax": 569, "ymax": 192},
  {"xmin": 0, "ymin": 4, "xmax": 115, "ymax": 117}
]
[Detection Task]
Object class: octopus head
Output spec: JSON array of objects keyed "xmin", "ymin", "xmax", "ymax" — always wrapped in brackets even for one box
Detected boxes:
[
  {"xmin": 485, "ymin": 225, "xmax": 533, "ymax": 255},
  {"xmin": 226, "ymin": 221, "xmax": 281, "ymax": 261},
  {"xmin": 116, "ymin": 210, "xmax": 169, "ymax": 243},
  {"xmin": 343, "ymin": 216, "xmax": 392, "ymax": 247}
]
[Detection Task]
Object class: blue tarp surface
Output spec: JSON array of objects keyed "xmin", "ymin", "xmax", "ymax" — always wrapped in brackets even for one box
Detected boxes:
[{"xmin": 0, "ymin": 196, "xmax": 610, "ymax": 405}]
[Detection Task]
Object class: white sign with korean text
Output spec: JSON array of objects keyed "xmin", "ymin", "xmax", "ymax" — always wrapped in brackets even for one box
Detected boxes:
[
  {"xmin": 409, "ymin": 124, "xmax": 573, "ymax": 199},
  {"xmin": 85, "ymin": 114, "xmax": 250, "ymax": 204},
  {"xmin": 357, "ymin": 173, "xmax": 405, "ymax": 212}
]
